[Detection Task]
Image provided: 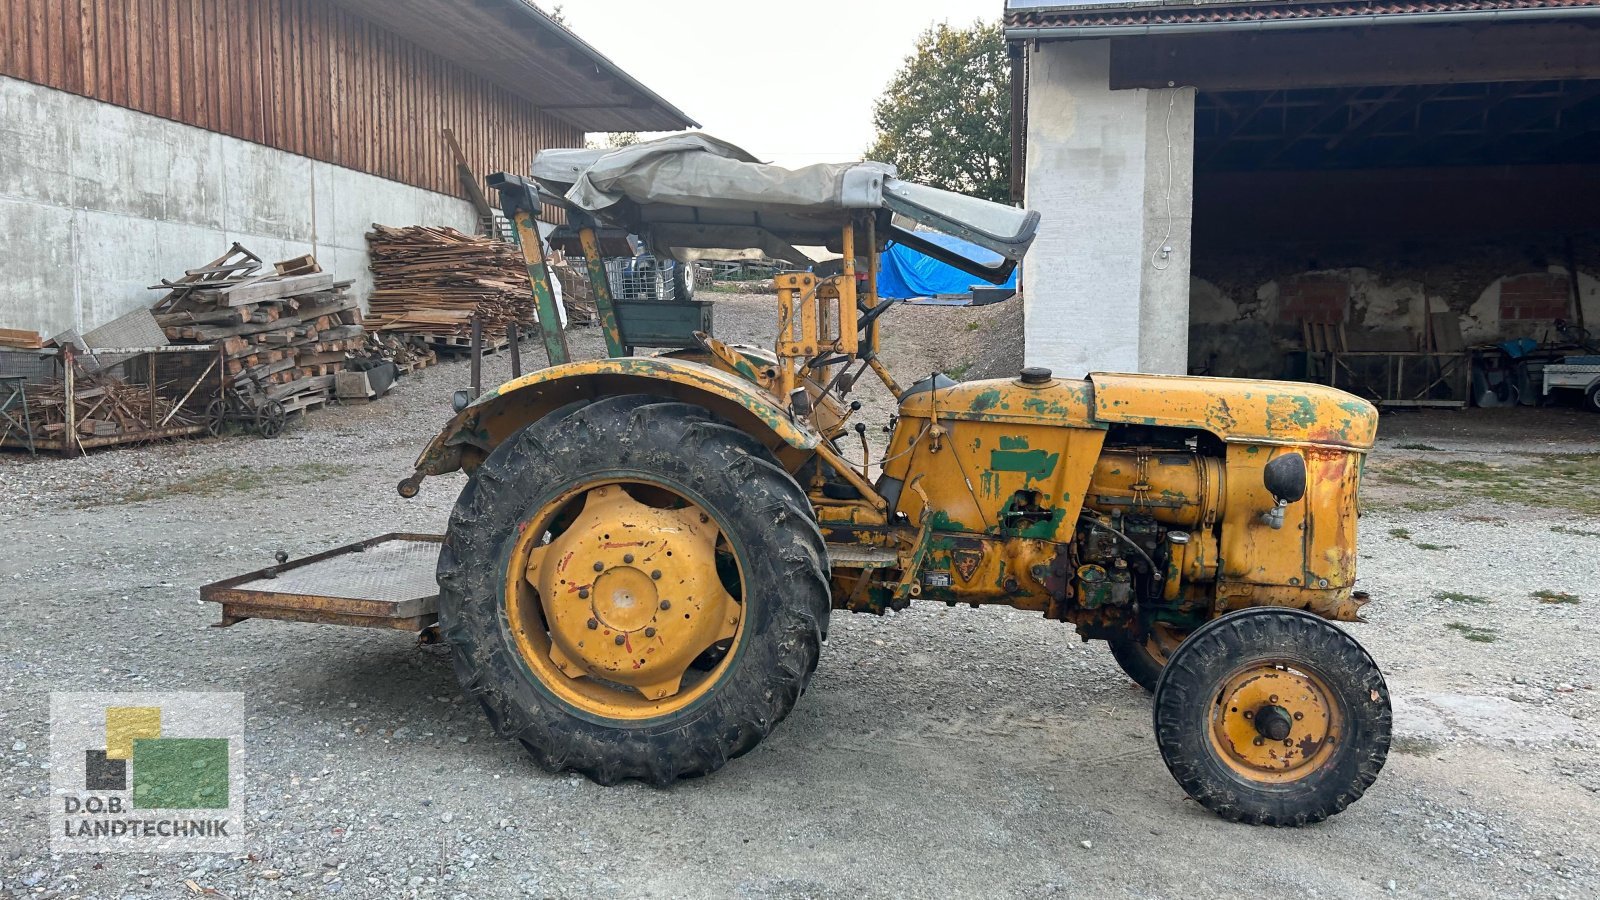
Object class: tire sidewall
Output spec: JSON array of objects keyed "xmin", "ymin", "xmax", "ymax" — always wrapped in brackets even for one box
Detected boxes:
[{"xmin": 1153, "ymin": 608, "xmax": 1391, "ymax": 823}]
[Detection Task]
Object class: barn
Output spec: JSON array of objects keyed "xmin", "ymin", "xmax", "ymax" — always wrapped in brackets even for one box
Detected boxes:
[{"xmin": 0, "ymin": 0, "xmax": 693, "ymax": 336}]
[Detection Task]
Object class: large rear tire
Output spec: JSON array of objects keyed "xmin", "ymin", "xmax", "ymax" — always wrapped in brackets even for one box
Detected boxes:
[
  {"xmin": 1152, "ymin": 608, "xmax": 1390, "ymax": 826},
  {"xmin": 438, "ymin": 395, "xmax": 829, "ymax": 785}
]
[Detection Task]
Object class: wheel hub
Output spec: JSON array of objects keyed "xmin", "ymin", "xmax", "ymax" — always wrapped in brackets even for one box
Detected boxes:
[
  {"xmin": 523, "ymin": 485, "xmax": 740, "ymax": 702},
  {"xmin": 1210, "ymin": 664, "xmax": 1341, "ymax": 782}
]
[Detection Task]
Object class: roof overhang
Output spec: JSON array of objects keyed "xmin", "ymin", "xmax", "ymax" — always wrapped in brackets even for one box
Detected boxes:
[
  {"xmin": 329, "ymin": 0, "xmax": 697, "ymax": 132},
  {"xmin": 1005, "ymin": 0, "xmax": 1600, "ymax": 39}
]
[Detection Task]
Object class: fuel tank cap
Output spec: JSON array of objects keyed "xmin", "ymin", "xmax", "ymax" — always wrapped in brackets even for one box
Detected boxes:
[{"xmin": 1019, "ymin": 367, "xmax": 1053, "ymax": 385}]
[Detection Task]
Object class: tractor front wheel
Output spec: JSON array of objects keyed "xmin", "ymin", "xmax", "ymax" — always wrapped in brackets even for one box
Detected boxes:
[
  {"xmin": 1152, "ymin": 608, "xmax": 1390, "ymax": 826},
  {"xmin": 1107, "ymin": 622, "xmax": 1187, "ymax": 692},
  {"xmin": 438, "ymin": 395, "xmax": 830, "ymax": 785}
]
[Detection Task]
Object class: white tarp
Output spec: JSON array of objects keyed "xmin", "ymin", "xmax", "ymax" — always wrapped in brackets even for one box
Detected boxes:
[
  {"xmin": 533, "ymin": 133, "xmax": 896, "ymax": 217},
  {"xmin": 531, "ymin": 133, "xmax": 1039, "ymax": 269}
]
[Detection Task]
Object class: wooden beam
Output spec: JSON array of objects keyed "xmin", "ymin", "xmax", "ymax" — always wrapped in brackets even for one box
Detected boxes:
[
  {"xmin": 1324, "ymin": 84, "xmax": 1447, "ymax": 151},
  {"xmin": 1447, "ymin": 81, "xmax": 1600, "ymax": 159},
  {"xmin": 1266, "ymin": 87, "xmax": 1364, "ymax": 157},
  {"xmin": 1200, "ymin": 90, "xmax": 1278, "ymax": 167},
  {"xmin": 1111, "ymin": 23, "xmax": 1600, "ymax": 92}
]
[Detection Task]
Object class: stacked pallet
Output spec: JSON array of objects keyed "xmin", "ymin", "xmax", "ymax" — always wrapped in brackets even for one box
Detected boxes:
[
  {"xmin": 152, "ymin": 247, "xmax": 363, "ymax": 412},
  {"xmin": 363, "ymin": 224, "xmax": 535, "ymax": 347}
]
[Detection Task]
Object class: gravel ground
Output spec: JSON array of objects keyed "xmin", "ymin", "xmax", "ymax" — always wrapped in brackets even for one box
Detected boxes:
[{"xmin": 2, "ymin": 294, "xmax": 1598, "ymax": 899}]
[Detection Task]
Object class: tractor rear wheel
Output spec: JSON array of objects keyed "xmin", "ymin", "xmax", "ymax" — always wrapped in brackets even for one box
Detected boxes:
[
  {"xmin": 438, "ymin": 395, "xmax": 830, "ymax": 786},
  {"xmin": 1107, "ymin": 622, "xmax": 1187, "ymax": 692},
  {"xmin": 1152, "ymin": 608, "xmax": 1390, "ymax": 826}
]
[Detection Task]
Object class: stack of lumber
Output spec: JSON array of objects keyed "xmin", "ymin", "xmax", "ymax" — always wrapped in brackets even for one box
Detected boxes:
[
  {"xmin": 152, "ymin": 246, "xmax": 362, "ymax": 410},
  {"xmin": 363, "ymin": 224, "xmax": 537, "ymax": 345},
  {"xmin": 0, "ymin": 328, "xmax": 45, "ymax": 349},
  {"xmin": 360, "ymin": 332, "xmax": 438, "ymax": 374}
]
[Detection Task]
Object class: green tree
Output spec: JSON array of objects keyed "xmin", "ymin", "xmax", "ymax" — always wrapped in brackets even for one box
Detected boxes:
[
  {"xmin": 588, "ymin": 132, "xmax": 642, "ymax": 150},
  {"xmin": 867, "ymin": 21, "xmax": 1010, "ymax": 204}
]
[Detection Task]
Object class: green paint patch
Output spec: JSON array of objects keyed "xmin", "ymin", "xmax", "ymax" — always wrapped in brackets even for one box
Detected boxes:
[
  {"xmin": 998, "ymin": 436, "xmax": 1029, "ymax": 450},
  {"xmin": 1533, "ymin": 589, "xmax": 1581, "ymax": 605},
  {"xmin": 1445, "ymin": 622, "xmax": 1498, "ymax": 643},
  {"xmin": 1433, "ymin": 591, "xmax": 1488, "ymax": 605},
  {"xmin": 990, "ymin": 449, "xmax": 1059, "ymax": 484},
  {"xmin": 1388, "ymin": 527, "xmax": 1412, "ymax": 540},
  {"xmin": 131, "ymin": 738, "xmax": 229, "ymax": 810}
]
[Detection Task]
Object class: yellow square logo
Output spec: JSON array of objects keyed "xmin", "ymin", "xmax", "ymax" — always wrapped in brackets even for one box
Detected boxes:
[{"xmin": 105, "ymin": 707, "xmax": 161, "ymax": 760}]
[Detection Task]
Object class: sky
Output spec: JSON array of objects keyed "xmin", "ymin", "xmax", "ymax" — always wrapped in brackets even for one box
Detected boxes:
[{"xmin": 555, "ymin": 0, "xmax": 1002, "ymax": 168}]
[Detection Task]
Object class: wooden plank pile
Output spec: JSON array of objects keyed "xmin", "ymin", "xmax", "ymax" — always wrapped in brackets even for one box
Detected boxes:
[
  {"xmin": 153, "ymin": 245, "xmax": 363, "ymax": 413},
  {"xmin": 0, "ymin": 328, "xmax": 45, "ymax": 349},
  {"xmin": 363, "ymin": 224, "xmax": 536, "ymax": 347},
  {"xmin": 11, "ymin": 374, "xmax": 193, "ymax": 441}
]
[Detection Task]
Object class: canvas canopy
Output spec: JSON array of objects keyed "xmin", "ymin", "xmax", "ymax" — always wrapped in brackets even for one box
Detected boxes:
[{"xmin": 531, "ymin": 133, "xmax": 1038, "ymax": 283}]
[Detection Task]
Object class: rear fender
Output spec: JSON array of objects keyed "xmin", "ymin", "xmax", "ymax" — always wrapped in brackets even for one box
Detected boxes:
[{"xmin": 411, "ymin": 357, "xmax": 820, "ymax": 480}]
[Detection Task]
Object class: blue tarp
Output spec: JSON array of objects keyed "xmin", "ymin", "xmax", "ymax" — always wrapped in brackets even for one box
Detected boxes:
[{"xmin": 874, "ymin": 232, "xmax": 1017, "ymax": 300}]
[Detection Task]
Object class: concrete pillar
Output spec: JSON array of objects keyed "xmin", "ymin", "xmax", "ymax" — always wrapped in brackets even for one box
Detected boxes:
[{"xmin": 1021, "ymin": 40, "xmax": 1195, "ymax": 377}]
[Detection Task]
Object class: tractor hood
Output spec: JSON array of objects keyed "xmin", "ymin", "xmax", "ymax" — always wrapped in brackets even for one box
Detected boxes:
[{"xmin": 530, "ymin": 133, "xmax": 1039, "ymax": 285}]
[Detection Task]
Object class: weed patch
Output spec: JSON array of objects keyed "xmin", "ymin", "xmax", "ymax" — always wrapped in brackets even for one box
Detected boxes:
[
  {"xmin": 1445, "ymin": 622, "xmax": 1498, "ymax": 643},
  {"xmin": 1388, "ymin": 527, "xmax": 1412, "ymax": 540},
  {"xmin": 1433, "ymin": 591, "xmax": 1489, "ymax": 605},
  {"xmin": 1366, "ymin": 453, "xmax": 1600, "ymax": 516},
  {"xmin": 1532, "ymin": 589, "xmax": 1581, "ymax": 605},
  {"xmin": 83, "ymin": 462, "xmax": 356, "ymax": 507}
]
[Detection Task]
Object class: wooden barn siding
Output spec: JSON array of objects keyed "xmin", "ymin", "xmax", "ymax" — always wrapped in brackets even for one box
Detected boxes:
[{"xmin": 0, "ymin": 0, "xmax": 583, "ymax": 200}]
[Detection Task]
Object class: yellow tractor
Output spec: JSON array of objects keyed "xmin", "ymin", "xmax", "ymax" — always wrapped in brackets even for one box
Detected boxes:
[{"xmin": 212, "ymin": 135, "xmax": 1390, "ymax": 826}]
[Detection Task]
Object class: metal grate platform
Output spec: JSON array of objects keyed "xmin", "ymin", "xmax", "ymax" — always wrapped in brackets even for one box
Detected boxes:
[{"xmin": 202, "ymin": 534, "xmax": 443, "ymax": 631}]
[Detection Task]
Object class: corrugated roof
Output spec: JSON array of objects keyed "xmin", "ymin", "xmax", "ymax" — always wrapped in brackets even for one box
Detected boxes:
[
  {"xmin": 1006, "ymin": 0, "xmax": 1600, "ymax": 32},
  {"xmin": 331, "ymin": 0, "xmax": 696, "ymax": 132}
]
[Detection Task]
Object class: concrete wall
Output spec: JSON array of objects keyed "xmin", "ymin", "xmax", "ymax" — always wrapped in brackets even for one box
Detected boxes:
[
  {"xmin": 1021, "ymin": 40, "xmax": 1194, "ymax": 377},
  {"xmin": 0, "ymin": 75, "xmax": 478, "ymax": 338}
]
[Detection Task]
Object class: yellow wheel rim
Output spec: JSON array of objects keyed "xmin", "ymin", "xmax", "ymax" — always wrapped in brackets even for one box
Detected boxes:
[
  {"xmin": 1208, "ymin": 662, "xmax": 1344, "ymax": 784},
  {"xmin": 505, "ymin": 480, "xmax": 745, "ymax": 720}
]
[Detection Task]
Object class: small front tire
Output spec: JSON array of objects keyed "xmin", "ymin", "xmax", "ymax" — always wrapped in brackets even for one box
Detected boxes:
[{"xmin": 1152, "ymin": 608, "xmax": 1390, "ymax": 826}]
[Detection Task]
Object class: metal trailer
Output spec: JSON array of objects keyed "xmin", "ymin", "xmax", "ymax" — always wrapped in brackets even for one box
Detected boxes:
[{"xmin": 1542, "ymin": 361, "xmax": 1600, "ymax": 412}]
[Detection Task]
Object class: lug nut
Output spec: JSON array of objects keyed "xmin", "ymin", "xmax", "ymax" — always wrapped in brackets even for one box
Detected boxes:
[
  {"xmin": 614, "ymin": 634, "xmax": 626, "ymax": 646},
  {"xmin": 659, "ymin": 600, "xmax": 671, "ymax": 610},
  {"xmin": 577, "ymin": 587, "xmax": 590, "ymax": 599},
  {"xmin": 1253, "ymin": 737, "xmax": 1264, "ymax": 746},
  {"xmin": 1293, "ymin": 712, "xmax": 1304, "ymax": 721},
  {"xmin": 624, "ymin": 553, "xmax": 634, "ymax": 564},
  {"xmin": 644, "ymin": 627, "xmax": 656, "ymax": 638},
  {"xmin": 586, "ymin": 618, "xmax": 598, "ymax": 630},
  {"xmin": 593, "ymin": 561, "xmax": 604, "ymax": 572},
  {"xmin": 651, "ymin": 570, "xmax": 661, "ymax": 580}
]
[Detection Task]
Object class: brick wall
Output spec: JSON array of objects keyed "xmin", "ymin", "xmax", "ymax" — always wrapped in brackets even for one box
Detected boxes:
[
  {"xmin": 1279, "ymin": 275, "xmax": 1349, "ymax": 324},
  {"xmin": 1498, "ymin": 273, "xmax": 1571, "ymax": 321}
]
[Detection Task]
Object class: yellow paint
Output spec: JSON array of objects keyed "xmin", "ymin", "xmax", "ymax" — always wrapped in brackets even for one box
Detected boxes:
[
  {"xmin": 1090, "ymin": 372, "xmax": 1379, "ymax": 449},
  {"xmin": 506, "ymin": 481, "xmax": 745, "ymax": 717},
  {"xmin": 106, "ymin": 707, "xmax": 161, "ymax": 760},
  {"xmin": 1208, "ymin": 663, "xmax": 1343, "ymax": 783}
]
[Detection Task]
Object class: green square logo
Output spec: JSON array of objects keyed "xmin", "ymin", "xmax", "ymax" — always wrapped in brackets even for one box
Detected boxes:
[{"xmin": 130, "ymin": 738, "xmax": 230, "ymax": 810}]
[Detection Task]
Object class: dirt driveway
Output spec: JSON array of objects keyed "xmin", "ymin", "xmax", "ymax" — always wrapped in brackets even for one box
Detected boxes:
[{"xmin": 2, "ymin": 296, "xmax": 1597, "ymax": 899}]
